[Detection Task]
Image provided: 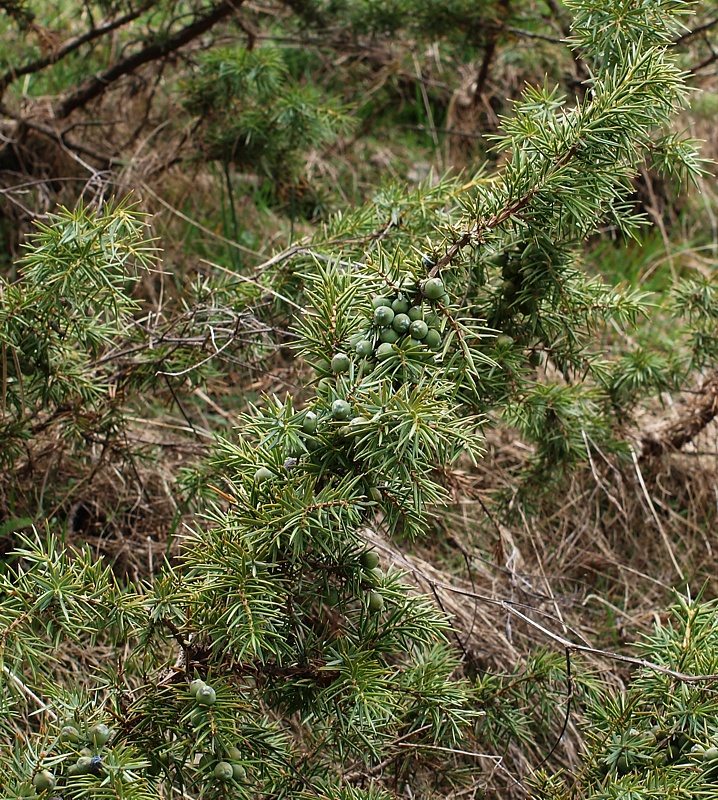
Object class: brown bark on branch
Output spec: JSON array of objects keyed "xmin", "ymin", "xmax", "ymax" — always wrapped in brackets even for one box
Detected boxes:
[
  {"xmin": 640, "ymin": 371, "xmax": 718, "ymax": 459},
  {"xmin": 0, "ymin": 2, "xmax": 157, "ymax": 101},
  {"xmin": 55, "ymin": 0, "xmax": 243, "ymax": 119}
]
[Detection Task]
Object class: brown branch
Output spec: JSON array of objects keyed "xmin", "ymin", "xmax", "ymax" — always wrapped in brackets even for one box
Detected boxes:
[
  {"xmin": 473, "ymin": 0, "xmax": 510, "ymax": 104},
  {"xmin": 428, "ymin": 189, "xmax": 541, "ymax": 277},
  {"xmin": 55, "ymin": 0, "xmax": 243, "ymax": 119},
  {"xmin": 640, "ymin": 370, "xmax": 718, "ymax": 459},
  {"xmin": 0, "ymin": 2, "xmax": 157, "ymax": 101},
  {"xmin": 688, "ymin": 49, "xmax": 718, "ymax": 75},
  {"xmin": 674, "ymin": 16, "xmax": 718, "ymax": 45}
]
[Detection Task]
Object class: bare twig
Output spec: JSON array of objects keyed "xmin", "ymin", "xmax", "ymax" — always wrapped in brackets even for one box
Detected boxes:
[
  {"xmin": 0, "ymin": 2, "xmax": 158, "ymax": 100},
  {"xmin": 640, "ymin": 371, "xmax": 718, "ymax": 459},
  {"xmin": 2, "ymin": 665, "xmax": 58, "ymax": 720},
  {"xmin": 56, "ymin": 0, "xmax": 244, "ymax": 118}
]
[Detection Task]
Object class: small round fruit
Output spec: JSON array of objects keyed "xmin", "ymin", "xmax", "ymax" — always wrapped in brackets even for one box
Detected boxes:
[
  {"xmin": 407, "ymin": 338, "xmax": 423, "ymax": 348},
  {"xmin": 360, "ymin": 551, "xmax": 380, "ymax": 570},
  {"xmin": 89, "ymin": 756, "xmax": 103, "ymax": 775},
  {"xmin": 422, "ymin": 277, "xmax": 445, "ymax": 300},
  {"xmin": 372, "ymin": 296, "xmax": 392, "ymax": 309},
  {"xmin": 368, "ymin": 591, "xmax": 384, "ymax": 613},
  {"xmin": 615, "ymin": 755, "xmax": 630, "ymax": 774},
  {"xmin": 373, "ymin": 306, "xmax": 395, "ymax": 327},
  {"xmin": 60, "ymin": 725, "xmax": 81, "ymax": 743},
  {"xmin": 502, "ymin": 279, "xmax": 518, "ymax": 298},
  {"xmin": 232, "ymin": 764, "xmax": 247, "ymax": 781},
  {"xmin": 226, "ymin": 746, "xmax": 242, "ymax": 761},
  {"xmin": 519, "ymin": 296, "xmax": 537, "ymax": 315},
  {"xmin": 190, "ymin": 709, "xmax": 205, "ymax": 727},
  {"xmin": 196, "ymin": 685, "xmax": 217, "ymax": 706},
  {"xmin": 369, "ymin": 487, "xmax": 382, "ymax": 502},
  {"xmin": 425, "ymin": 312, "xmax": 441, "ymax": 330},
  {"xmin": 703, "ymin": 747, "xmax": 718, "ymax": 762},
  {"xmin": 409, "ymin": 320, "xmax": 428, "ymax": 340},
  {"xmin": 331, "ymin": 353, "xmax": 351, "ymax": 374},
  {"xmin": 32, "ymin": 771, "xmax": 56, "ymax": 792},
  {"xmin": 495, "ymin": 334, "xmax": 514, "ymax": 349},
  {"xmin": 379, "ymin": 328, "xmax": 400, "ymax": 344},
  {"xmin": 391, "ymin": 297, "xmax": 410, "ymax": 314},
  {"xmin": 88, "ymin": 723, "xmax": 111, "ymax": 746},
  {"xmin": 254, "ymin": 467, "xmax": 273, "ymax": 484},
  {"xmin": 316, "ymin": 377, "xmax": 333, "ymax": 396},
  {"xmin": 302, "ymin": 411, "xmax": 318, "ymax": 434},
  {"xmin": 424, "ymin": 329, "xmax": 442, "ymax": 350},
  {"xmin": 355, "ymin": 339, "xmax": 373, "ymax": 358},
  {"xmin": 392, "ymin": 314, "xmax": 411, "ymax": 334},
  {"xmin": 438, "ymin": 293, "xmax": 450, "ymax": 305},
  {"xmin": 214, "ymin": 761, "xmax": 234, "ymax": 781},
  {"xmin": 189, "ymin": 678, "xmax": 206, "ymax": 697},
  {"xmin": 331, "ymin": 400, "xmax": 351, "ymax": 420},
  {"xmin": 376, "ymin": 342, "xmax": 394, "ymax": 361},
  {"xmin": 408, "ymin": 306, "xmax": 423, "ymax": 321}
]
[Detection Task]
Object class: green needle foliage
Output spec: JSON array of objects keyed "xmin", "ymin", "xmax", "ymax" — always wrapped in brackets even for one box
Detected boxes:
[
  {"xmin": 0, "ymin": 1, "xmax": 716, "ymax": 799},
  {"xmin": 0, "ymin": 198, "xmax": 155, "ymax": 468},
  {"xmin": 532, "ymin": 595, "xmax": 718, "ymax": 800}
]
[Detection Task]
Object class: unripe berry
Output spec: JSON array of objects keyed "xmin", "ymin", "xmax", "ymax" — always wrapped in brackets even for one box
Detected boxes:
[
  {"xmin": 372, "ymin": 296, "xmax": 392, "ymax": 309},
  {"xmin": 409, "ymin": 320, "xmax": 428, "ymax": 340},
  {"xmin": 424, "ymin": 329, "xmax": 442, "ymax": 350},
  {"xmin": 392, "ymin": 313, "xmax": 411, "ymax": 334},
  {"xmin": 233, "ymin": 763, "xmax": 247, "ymax": 780},
  {"xmin": 189, "ymin": 678, "xmax": 206, "ymax": 697},
  {"xmin": 408, "ymin": 306, "xmax": 424, "ymax": 321},
  {"xmin": 32, "ymin": 771, "xmax": 56, "ymax": 792},
  {"xmin": 391, "ymin": 297, "xmax": 410, "ymax": 314},
  {"xmin": 373, "ymin": 306, "xmax": 395, "ymax": 327},
  {"xmin": 195, "ymin": 685, "xmax": 217, "ymax": 706},
  {"xmin": 331, "ymin": 352, "xmax": 351, "ymax": 373},
  {"xmin": 425, "ymin": 312, "xmax": 442, "ymax": 330},
  {"xmin": 355, "ymin": 339, "xmax": 373, "ymax": 358},
  {"xmin": 214, "ymin": 761, "xmax": 234, "ymax": 781},
  {"xmin": 375, "ymin": 342, "xmax": 394, "ymax": 361},
  {"xmin": 421, "ymin": 277, "xmax": 444, "ymax": 300},
  {"xmin": 302, "ymin": 411, "xmax": 318, "ymax": 434},
  {"xmin": 331, "ymin": 399, "xmax": 351, "ymax": 420},
  {"xmin": 227, "ymin": 746, "xmax": 242, "ymax": 761},
  {"xmin": 254, "ymin": 467, "xmax": 273, "ymax": 484},
  {"xmin": 360, "ymin": 551, "xmax": 379, "ymax": 570},
  {"xmin": 60, "ymin": 725, "xmax": 81, "ymax": 743},
  {"xmin": 379, "ymin": 328, "xmax": 400, "ymax": 344},
  {"xmin": 368, "ymin": 591, "xmax": 384, "ymax": 613},
  {"xmin": 88, "ymin": 723, "xmax": 111, "ymax": 746}
]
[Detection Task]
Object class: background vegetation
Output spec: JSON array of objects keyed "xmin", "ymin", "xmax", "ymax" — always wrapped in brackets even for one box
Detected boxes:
[{"xmin": 0, "ymin": 0, "xmax": 717, "ymax": 798}]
